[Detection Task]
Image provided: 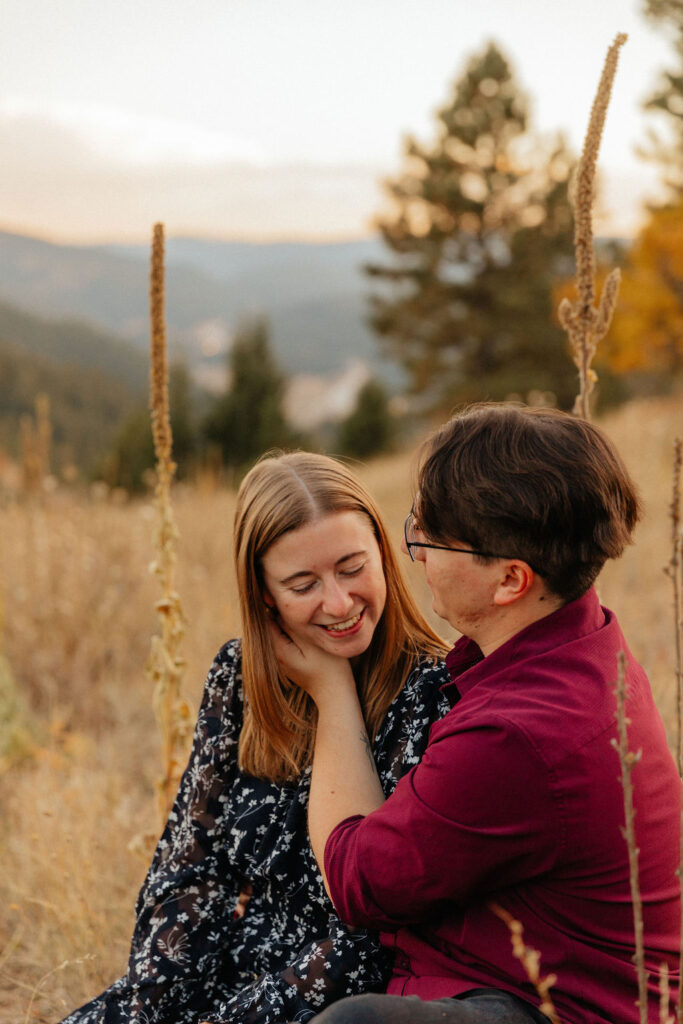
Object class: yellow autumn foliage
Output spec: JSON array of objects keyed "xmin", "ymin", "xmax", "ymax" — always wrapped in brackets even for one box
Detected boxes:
[
  {"xmin": 553, "ymin": 203, "xmax": 683, "ymax": 378},
  {"xmin": 605, "ymin": 203, "xmax": 683, "ymax": 375}
]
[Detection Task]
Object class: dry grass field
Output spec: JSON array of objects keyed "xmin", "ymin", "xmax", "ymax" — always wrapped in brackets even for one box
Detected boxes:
[{"xmin": 0, "ymin": 392, "xmax": 681, "ymax": 1022}]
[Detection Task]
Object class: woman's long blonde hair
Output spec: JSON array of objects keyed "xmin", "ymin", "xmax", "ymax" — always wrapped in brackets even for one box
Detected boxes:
[{"xmin": 234, "ymin": 451, "xmax": 446, "ymax": 783}]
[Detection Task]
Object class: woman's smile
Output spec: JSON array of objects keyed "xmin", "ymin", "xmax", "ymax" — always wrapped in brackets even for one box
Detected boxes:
[
  {"xmin": 261, "ymin": 512, "xmax": 386, "ymax": 659},
  {"xmin": 317, "ymin": 608, "xmax": 366, "ymax": 636}
]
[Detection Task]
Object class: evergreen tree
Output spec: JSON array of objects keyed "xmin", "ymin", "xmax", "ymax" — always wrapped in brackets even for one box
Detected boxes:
[
  {"xmin": 366, "ymin": 43, "xmax": 577, "ymax": 410},
  {"xmin": 202, "ymin": 318, "xmax": 295, "ymax": 469},
  {"xmin": 103, "ymin": 407, "xmax": 155, "ymax": 492},
  {"xmin": 168, "ymin": 361, "xmax": 198, "ymax": 468},
  {"xmin": 589, "ymin": 2, "xmax": 683, "ymax": 390},
  {"xmin": 336, "ymin": 379, "xmax": 394, "ymax": 459},
  {"xmin": 642, "ymin": 0, "xmax": 683, "ymax": 197},
  {"xmin": 101, "ymin": 361, "xmax": 198, "ymax": 491}
]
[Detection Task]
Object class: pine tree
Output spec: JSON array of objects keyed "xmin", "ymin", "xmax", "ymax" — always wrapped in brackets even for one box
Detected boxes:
[
  {"xmin": 592, "ymin": 2, "xmax": 683, "ymax": 387},
  {"xmin": 366, "ymin": 42, "xmax": 577, "ymax": 410},
  {"xmin": 336, "ymin": 379, "xmax": 394, "ymax": 459},
  {"xmin": 168, "ymin": 361, "xmax": 198, "ymax": 470},
  {"xmin": 202, "ymin": 318, "xmax": 296, "ymax": 469},
  {"xmin": 101, "ymin": 362, "xmax": 197, "ymax": 491},
  {"xmin": 642, "ymin": 0, "xmax": 683, "ymax": 197}
]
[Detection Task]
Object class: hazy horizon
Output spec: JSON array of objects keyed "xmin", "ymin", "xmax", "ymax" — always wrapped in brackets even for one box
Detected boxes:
[{"xmin": 1, "ymin": 0, "xmax": 675, "ymax": 243}]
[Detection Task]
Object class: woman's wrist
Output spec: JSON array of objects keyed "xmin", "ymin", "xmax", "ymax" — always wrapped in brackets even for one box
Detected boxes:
[{"xmin": 317, "ymin": 679, "xmax": 366, "ymax": 720}]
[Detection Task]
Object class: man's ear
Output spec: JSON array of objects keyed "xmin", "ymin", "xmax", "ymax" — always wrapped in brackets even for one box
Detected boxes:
[{"xmin": 493, "ymin": 561, "xmax": 535, "ymax": 607}]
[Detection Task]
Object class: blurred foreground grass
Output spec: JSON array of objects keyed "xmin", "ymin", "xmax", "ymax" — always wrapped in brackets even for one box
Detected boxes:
[{"xmin": 0, "ymin": 393, "xmax": 681, "ymax": 1021}]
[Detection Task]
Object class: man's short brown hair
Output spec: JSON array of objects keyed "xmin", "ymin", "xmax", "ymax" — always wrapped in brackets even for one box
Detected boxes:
[{"xmin": 417, "ymin": 404, "xmax": 641, "ymax": 603}]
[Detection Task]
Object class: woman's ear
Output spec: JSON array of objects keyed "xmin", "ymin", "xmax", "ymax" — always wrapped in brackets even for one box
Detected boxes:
[{"xmin": 263, "ymin": 589, "xmax": 276, "ymax": 612}]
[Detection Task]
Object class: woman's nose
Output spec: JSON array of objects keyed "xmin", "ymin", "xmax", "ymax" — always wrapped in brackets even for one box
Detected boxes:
[{"xmin": 321, "ymin": 580, "xmax": 354, "ymax": 617}]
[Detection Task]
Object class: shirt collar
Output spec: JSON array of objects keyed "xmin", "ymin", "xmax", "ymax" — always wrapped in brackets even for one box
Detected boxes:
[
  {"xmin": 443, "ymin": 587, "xmax": 607, "ymax": 699},
  {"xmin": 445, "ymin": 636, "xmax": 484, "ymax": 687}
]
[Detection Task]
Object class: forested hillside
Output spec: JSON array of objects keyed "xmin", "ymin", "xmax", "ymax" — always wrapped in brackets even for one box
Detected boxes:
[
  {"xmin": 0, "ymin": 231, "xmax": 389, "ymax": 378},
  {"xmin": 0, "ymin": 300, "xmax": 146, "ymax": 469},
  {"xmin": 0, "ymin": 300, "xmax": 147, "ymax": 389}
]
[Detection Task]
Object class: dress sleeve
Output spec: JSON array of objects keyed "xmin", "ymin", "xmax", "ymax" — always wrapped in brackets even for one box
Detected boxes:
[{"xmin": 61, "ymin": 641, "xmax": 245, "ymax": 1024}]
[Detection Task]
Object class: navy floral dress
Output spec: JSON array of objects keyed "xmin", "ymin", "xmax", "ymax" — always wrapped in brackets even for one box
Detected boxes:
[{"xmin": 61, "ymin": 639, "xmax": 450, "ymax": 1024}]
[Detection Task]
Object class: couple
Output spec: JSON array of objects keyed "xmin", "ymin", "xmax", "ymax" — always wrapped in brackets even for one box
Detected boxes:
[{"xmin": 63, "ymin": 404, "xmax": 680, "ymax": 1024}]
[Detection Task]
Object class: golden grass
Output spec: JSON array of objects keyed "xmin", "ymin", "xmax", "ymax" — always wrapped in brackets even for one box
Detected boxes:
[{"xmin": 0, "ymin": 392, "xmax": 680, "ymax": 1021}]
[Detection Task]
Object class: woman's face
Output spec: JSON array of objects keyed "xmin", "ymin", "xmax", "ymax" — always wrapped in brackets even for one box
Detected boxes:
[{"xmin": 260, "ymin": 510, "xmax": 387, "ymax": 660}]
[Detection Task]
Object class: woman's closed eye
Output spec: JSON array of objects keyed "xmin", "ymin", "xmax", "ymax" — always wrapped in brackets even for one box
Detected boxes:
[
  {"xmin": 339, "ymin": 562, "xmax": 365, "ymax": 577},
  {"xmin": 289, "ymin": 563, "xmax": 366, "ymax": 595},
  {"xmin": 291, "ymin": 579, "xmax": 316, "ymax": 594}
]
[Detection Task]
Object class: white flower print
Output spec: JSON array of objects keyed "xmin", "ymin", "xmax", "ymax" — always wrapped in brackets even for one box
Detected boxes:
[{"xmin": 60, "ymin": 642, "xmax": 450, "ymax": 1024}]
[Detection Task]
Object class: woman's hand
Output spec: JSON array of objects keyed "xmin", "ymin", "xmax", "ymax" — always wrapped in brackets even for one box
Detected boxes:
[{"xmin": 267, "ymin": 614, "xmax": 356, "ymax": 708}]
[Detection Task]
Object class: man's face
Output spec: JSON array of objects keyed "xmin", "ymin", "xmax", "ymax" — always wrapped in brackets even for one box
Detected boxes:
[{"xmin": 403, "ymin": 513, "xmax": 502, "ymax": 635}]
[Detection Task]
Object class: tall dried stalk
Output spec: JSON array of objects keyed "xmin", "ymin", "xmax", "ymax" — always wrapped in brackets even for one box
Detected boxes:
[
  {"xmin": 35, "ymin": 393, "xmax": 52, "ymax": 479},
  {"xmin": 489, "ymin": 902, "xmax": 560, "ymax": 1024},
  {"xmin": 147, "ymin": 223, "xmax": 191, "ymax": 826},
  {"xmin": 558, "ymin": 33, "xmax": 627, "ymax": 419},
  {"xmin": 612, "ymin": 649, "xmax": 649, "ymax": 1024},
  {"xmin": 667, "ymin": 439, "xmax": 683, "ymax": 776},
  {"xmin": 665, "ymin": 439, "xmax": 683, "ymax": 1024},
  {"xmin": 0, "ymin": 462, "xmax": 14, "ymax": 771},
  {"xmin": 20, "ymin": 394, "xmax": 52, "ymax": 498},
  {"xmin": 660, "ymin": 962, "xmax": 675, "ymax": 1024}
]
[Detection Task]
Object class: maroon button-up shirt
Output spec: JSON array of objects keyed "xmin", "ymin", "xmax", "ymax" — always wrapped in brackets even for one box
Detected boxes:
[{"xmin": 325, "ymin": 589, "xmax": 681, "ymax": 1024}]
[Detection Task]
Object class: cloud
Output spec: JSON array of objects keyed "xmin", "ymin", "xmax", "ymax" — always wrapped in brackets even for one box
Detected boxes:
[
  {"xmin": 1, "ymin": 103, "xmax": 384, "ymax": 241},
  {"xmin": 1, "ymin": 98, "xmax": 267, "ymax": 166},
  {"xmin": 1, "ymin": 100, "xmax": 662, "ymax": 242}
]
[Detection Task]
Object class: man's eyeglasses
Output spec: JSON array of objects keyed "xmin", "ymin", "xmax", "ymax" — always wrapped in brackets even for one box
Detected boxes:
[{"xmin": 403, "ymin": 513, "xmax": 533, "ymax": 569}]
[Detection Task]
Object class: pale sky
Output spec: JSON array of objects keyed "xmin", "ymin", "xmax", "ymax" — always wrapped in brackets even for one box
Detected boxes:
[{"xmin": 0, "ymin": 0, "xmax": 676, "ymax": 242}]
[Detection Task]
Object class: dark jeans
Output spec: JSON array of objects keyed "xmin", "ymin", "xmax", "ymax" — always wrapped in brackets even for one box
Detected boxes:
[{"xmin": 307, "ymin": 989, "xmax": 551, "ymax": 1024}]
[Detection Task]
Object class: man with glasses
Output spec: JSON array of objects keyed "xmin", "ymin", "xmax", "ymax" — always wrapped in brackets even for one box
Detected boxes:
[{"xmin": 277, "ymin": 404, "xmax": 680, "ymax": 1024}]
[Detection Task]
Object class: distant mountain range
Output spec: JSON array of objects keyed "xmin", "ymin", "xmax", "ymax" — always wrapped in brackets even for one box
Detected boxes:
[
  {"xmin": 0, "ymin": 230, "xmax": 397, "ymax": 382},
  {"xmin": 0, "ymin": 228, "xmax": 405, "ymax": 472}
]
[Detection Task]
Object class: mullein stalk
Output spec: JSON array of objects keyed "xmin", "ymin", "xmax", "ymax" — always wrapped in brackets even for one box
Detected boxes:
[
  {"xmin": 147, "ymin": 223, "xmax": 191, "ymax": 825},
  {"xmin": 557, "ymin": 33, "xmax": 627, "ymax": 419}
]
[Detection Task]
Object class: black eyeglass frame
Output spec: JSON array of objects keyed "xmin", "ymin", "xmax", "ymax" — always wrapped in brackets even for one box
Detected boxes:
[{"xmin": 403, "ymin": 513, "xmax": 539, "ymax": 573}]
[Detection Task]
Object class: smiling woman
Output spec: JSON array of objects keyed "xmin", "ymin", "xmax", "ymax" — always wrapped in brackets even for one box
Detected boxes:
[
  {"xmin": 234, "ymin": 452, "xmax": 446, "ymax": 783},
  {"xmin": 261, "ymin": 511, "xmax": 387, "ymax": 661},
  {"xmin": 61, "ymin": 450, "xmax": 449, "ymax": 1024}
]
